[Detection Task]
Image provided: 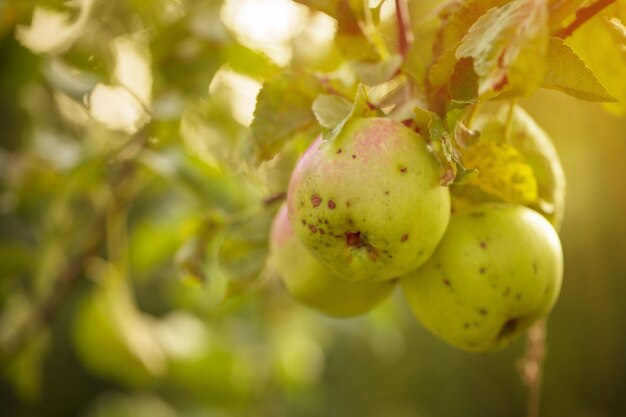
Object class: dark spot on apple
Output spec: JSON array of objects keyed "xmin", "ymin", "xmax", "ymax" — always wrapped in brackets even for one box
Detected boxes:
[
  {"xmin": 301, "ymin": 219, "xmax": 306, "ymax": 225},
  {"xmin": 345, "ymin": 231, "xmax": 362, "ymax": 248},
  {"xmin": 347, "ymin": 218, "xmax": 354, "ymax": 226},
  {"xmin": 418, "ymin": 249, "xmax": 424, "ymax": 256},
  {"xmin": 503, "ymin": 287, "xmax": 511, "ymax": 297},
  {"xmin": 497, "ymin": 318, "xmax": 518, "ymax": 340},
  {"xmin": 336, "ymin": 148, "xmax": 342, "ymax": 154},
  {"xmin": 463, "ymin": 323, "xmax": 470, "ymax": 329},
  {"xmin": 319, "ymin": 228, "xmax": 325, "ymax": 235},
  {"xmin": 479, "ymin": 308, "xmax": 488, "ymax": 315},
  {"xmin": 311, "ymin": 194, "xmax": 322, "ymax": 207},
  {"xmin": 328, "ymin": 200, "xmax": 336, "ymax": 209},
  {"xmin": 470, "ymin": 211, "xmax": 485, "ymax": 218},
  {"xmin": 479, "ymin": 267, "xmax": 486, "ymax": 274},
  {"xmin": 384, "ymin": 190, "xmax": 389, "ymax": 195},
  {"xmin": 346, "ymin": 201, "xmax": 351, "ymax": 207},
  {"xmin": 399, "ymin": 165, "xmax": 407, "ymax": 173},
  {"xmin": 443, "ymin": 278, "xmax": 451, "ymax": 287},
  {"xmin": 401, "ymin": 234, "xmax": 409, "ymax": 242},
  {"xmin": 352, "ymin": 154, "xmax": 357, "ymax": 159},
  {"xmin": 309, "ymin": 224, "xmax": 318, "ymax": 233},
  {"xmin": 516, "ymin": 293, "xmax": 522, "ymax": 300},
  {"xmin": 480, "ymin": 241, "xmax": 487, "ymax": 249}
]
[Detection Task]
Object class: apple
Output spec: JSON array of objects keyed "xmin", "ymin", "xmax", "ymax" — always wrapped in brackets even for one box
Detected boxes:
[
  {"xmin": 287, "ymin": 117, "xmax": 450, "ymax": 282},
  {"xmin": 270, "ymin": 204, "xmax": 395, "ymax": 317},
  {"xmin": 401, "ymin": 203, "xmax": 563, "ymax": 352}
]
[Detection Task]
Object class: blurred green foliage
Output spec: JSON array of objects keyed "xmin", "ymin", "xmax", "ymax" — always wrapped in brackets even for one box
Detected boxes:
[{"xmin": 0, "ymin": 1, "xmax": 625, "ymax": 417}]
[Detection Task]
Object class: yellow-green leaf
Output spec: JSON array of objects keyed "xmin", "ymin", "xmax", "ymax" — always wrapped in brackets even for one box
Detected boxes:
[
  {"xmin": 542, "ymin": 37, "xmax": 617, "ymax": 102},
  {"xmin": 456, "ymin": 0, "xmax": 549, "ymax": 97}
]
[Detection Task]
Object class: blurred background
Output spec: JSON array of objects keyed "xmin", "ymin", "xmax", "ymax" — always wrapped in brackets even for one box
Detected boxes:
[{"xmin": 0, "ymin": 0, "xmax": 625, "ymax": 416}]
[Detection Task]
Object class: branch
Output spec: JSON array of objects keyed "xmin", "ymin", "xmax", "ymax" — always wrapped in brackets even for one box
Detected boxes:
[
  {"xmin": 517, "ymin": 320, "xmax": 548, "ymax": 417},
  {"xmin": 554, "ymin": 0, "xmax": 617, "ymax": 39},
  {"xmin": 395, "ymin": 0, "xmax": 413, "ymax": 58}
]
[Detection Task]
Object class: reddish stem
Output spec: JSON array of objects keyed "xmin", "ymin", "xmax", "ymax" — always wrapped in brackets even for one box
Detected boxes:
[
  {"xmin": 554, "ymin": 0, "xmax": 617, "ymax": 39},
  {"xmin": 395, "ymin": 0, "xmax": 413, "ymax": 58}
]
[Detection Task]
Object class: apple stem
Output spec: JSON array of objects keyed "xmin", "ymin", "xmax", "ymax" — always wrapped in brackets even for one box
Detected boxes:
[
  {"xmin": 517, "ymin": 319, "xmax": 548, "ymax": 417},
  {"xmin": 504, "ymin": 99, "xmax": 517, "ymax": 142},
  {"xmin": 395, "ymin": 0, "xmax": 413, "ymax": 59}
]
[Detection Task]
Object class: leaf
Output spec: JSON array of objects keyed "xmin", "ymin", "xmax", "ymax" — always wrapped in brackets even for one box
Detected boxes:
[
  {"xmin": 456, "ymin": 0, "xmax": 549, "ymax": 98},
  {"xmin": 566, "ymin": 9, "xmax": 626, "ymax": 115},
  {"xmin": 217, "ymin": 209, "xmax": 274, "ymax": 300},
  {"xmin": 318, "ymin": 85, "xmax": 378, "ymax": 142},
  {"xmin": 351, "ymin": 55, "xmax": 403, "ymax": 86},
  {"xmin": 296, "ymin": 0, "xmax": 377, "ymax": 61},
  {"xmin": 542, "ymin": 37, "xmax": 617, "ymax": 102},
  {"xmin": 312, "ymin": 94, "xmax": 354, "ymax": 131},
  {"xmin": 449, "ymin": 58, "xmax": 479, "ymax": 102},
  {"xmin": 607, "ymin": 17, "xmax": 626, "ymax": 59},
  {"xmin": 250, "ymin": 72, "xmax": 324, "ymax": 161},
  {"xmin": 437, "ymin": 0, "xmax": 511, "ymax": 54}
]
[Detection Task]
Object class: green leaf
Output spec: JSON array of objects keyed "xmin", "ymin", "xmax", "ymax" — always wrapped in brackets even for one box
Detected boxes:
[
  {"xmin": 250, "ymin": 72, "xmax": 324, "ymax": 161},
  {"xmin": 217, "ymin": 208, "xmax": 274, "ymax": 300},
  {"xmin": 449, "ymin": 57, "xmax": 479, "ymax": 102},
  {"xmin": 351, "ymin": 55, "xmax": 403, "ymax": 86},
  {"xmin": 437, "ymin": 0, "xmax": 512, "ymax": 54},
  {"xmin": 456, "ymin": 0, "xmax": 549, "ymax": 98},
  {"xmin": 312, "ymin": 94, "xmax": 354, "ymax": 131},
  {"xmin": 318, "ymin": 85, "xmax": 378, "ymax": 142},
  {"xmin": 542, "ymin": 37, "xmax": 617, "ymax": 102}
]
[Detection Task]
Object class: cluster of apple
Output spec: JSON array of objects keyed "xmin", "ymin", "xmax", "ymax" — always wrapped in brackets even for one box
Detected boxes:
[{"xmin": 270, "ymin": 116, "xmax": 564, "ymax": 352}]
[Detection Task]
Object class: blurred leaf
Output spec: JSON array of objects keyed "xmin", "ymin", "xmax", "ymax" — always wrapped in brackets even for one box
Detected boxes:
[
  {"xmin": 542, "ymin": 37, "xmax": 616, "ymax": 102},
  {"xmin": 351, "ymin": 55, "xmax": 402, "ymax": 86},
  {"xmin": 138, "ymin": 149, "xmax": 257, "ymax": 211},
  {"xmin": 0, "ymin": 242, "xmax": 32, "ymax": 279},
  {"xmin": 15, "ymin": 0, "xmax": 95, "ymax": 54},
  {"xmin": 73, "ymin": 261, "xmax": 166, "ymax": 387},
  {"xmin": 224, "ymin": 44, "xmax": 279, "ymax": 80},
  {"xmin": 85, "ymin": 392, "xmax": 177, "ymax": 417},
  {"xmin": 456, "ymin": 0, "xmax": 549, "ymax": 97},
  {"xmin": 218, "ymin": 208, "xmax": 274, "ymax": 300},
  {"xmin": 251, "ymin": 72, "xmax": 325, "ymax": 161}
]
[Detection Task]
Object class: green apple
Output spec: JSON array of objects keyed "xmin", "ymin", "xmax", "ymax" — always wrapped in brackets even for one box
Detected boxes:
[
  {"xmin": 287, "ymin": 117, "xmax": 450, "ymax": 282},
  {"xmin": 270, "ymin": 204, "xmax": 395, "ymax": 317},
  {"xmin": 401, "ymin": 203, "xmax": 563, "ymax": 352}
]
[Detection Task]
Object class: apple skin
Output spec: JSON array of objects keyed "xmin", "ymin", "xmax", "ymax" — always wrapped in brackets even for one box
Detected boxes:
[
  {"xmin": 401, "ymin": 203, "xmax": 563, "ymax": 352},
  {"xmin": 270, "ymin": 204, "xmax": 395, "ymax": 318},
  {"xmin": 287, "ymin": 117, "xmax": 451, "ymax": 282}
]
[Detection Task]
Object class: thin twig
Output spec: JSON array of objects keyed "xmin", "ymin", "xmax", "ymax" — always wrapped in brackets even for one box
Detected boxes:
[
  {"xmin": 517, "ymin": 320, "xmax": 548, "ymax": 417},
  {"xmin": 554, "ymin": 0, "xmax": 617, "ymax": 39},
  {"xmin": 395, "ymin": 0, "xmax": 413, "ymax": 58}
]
